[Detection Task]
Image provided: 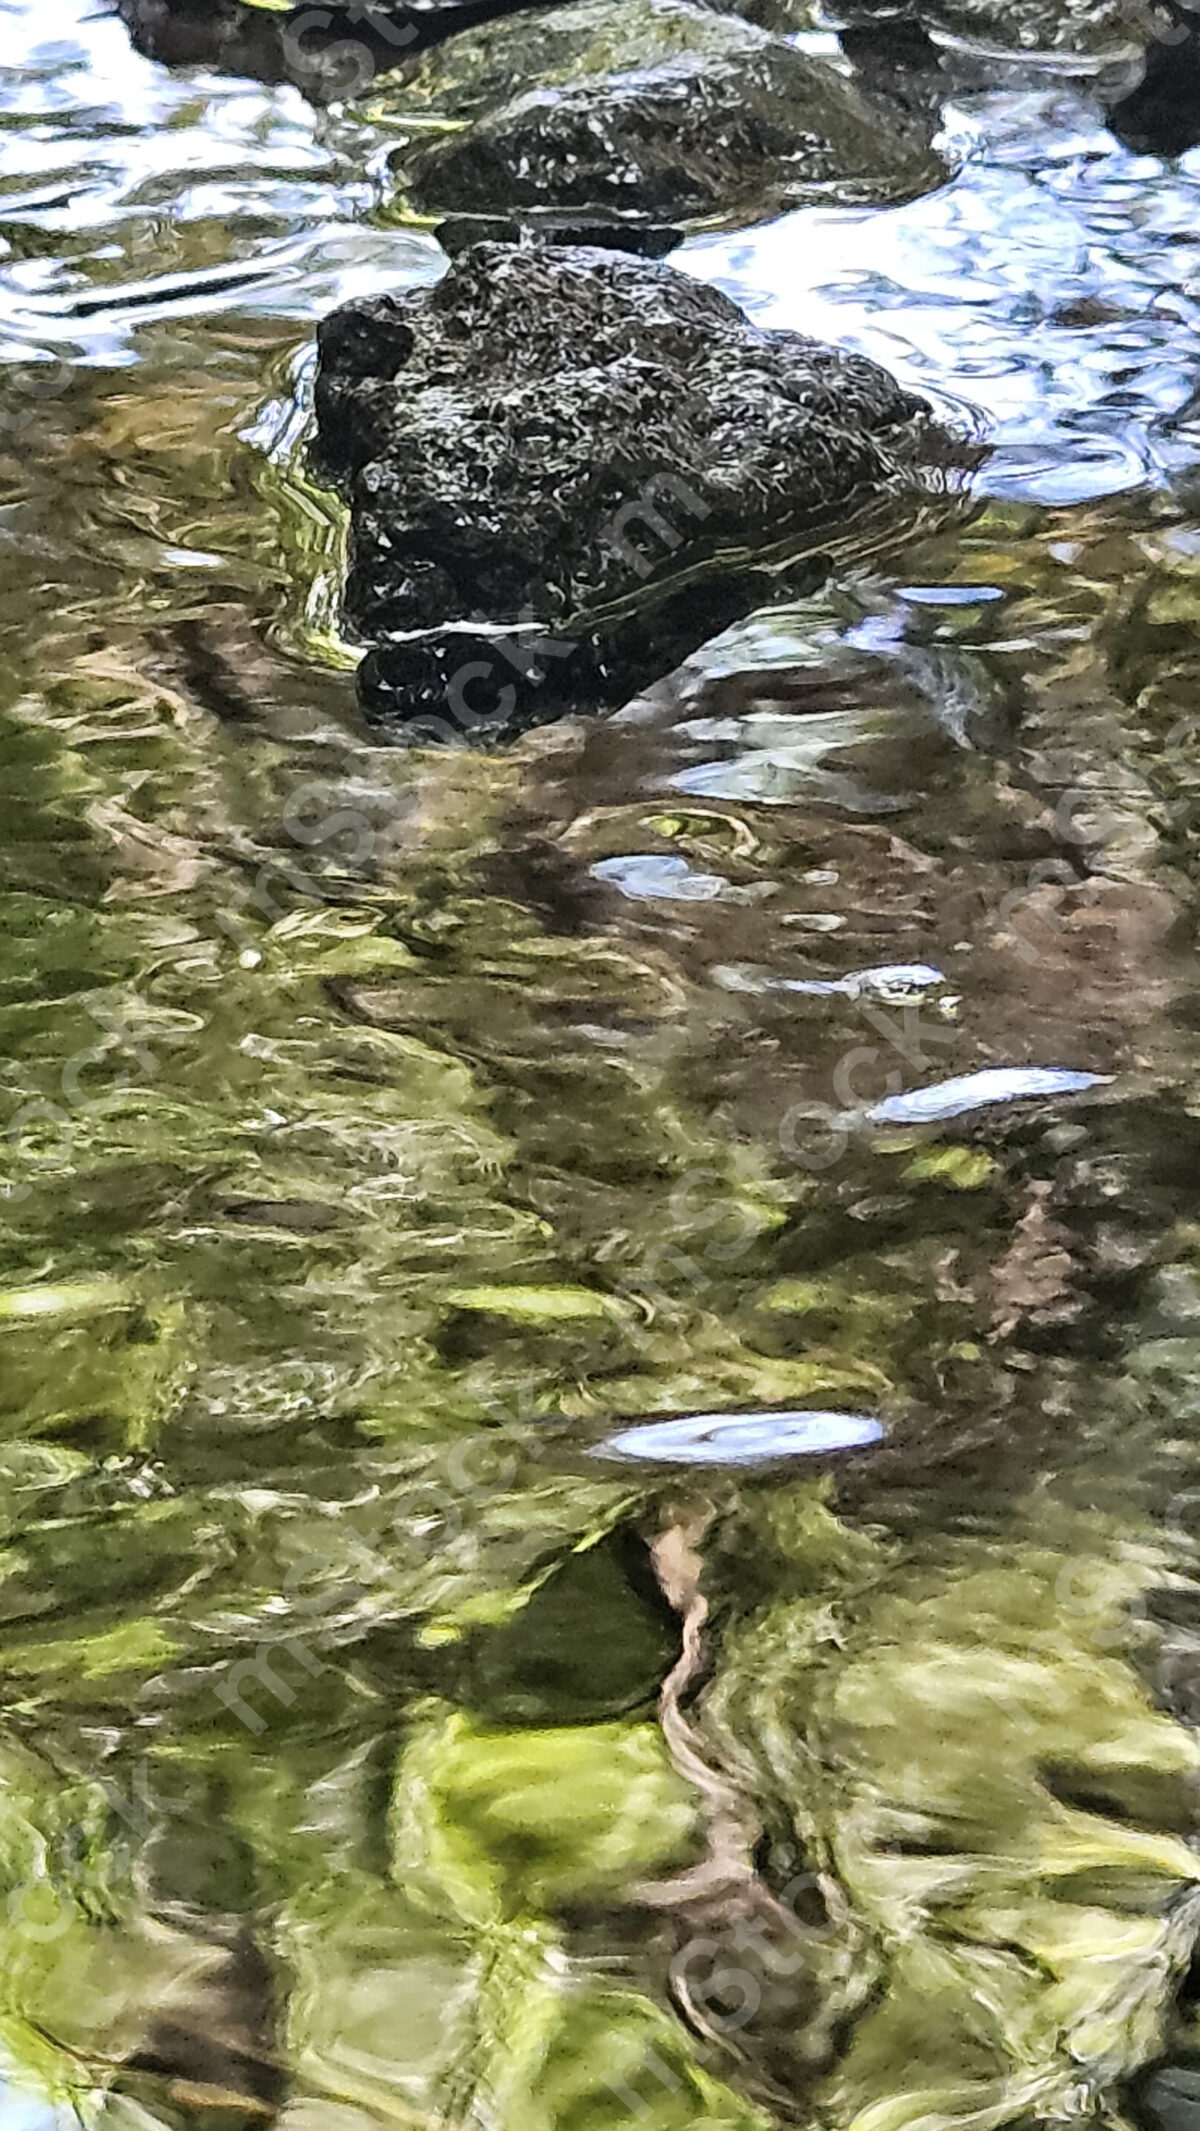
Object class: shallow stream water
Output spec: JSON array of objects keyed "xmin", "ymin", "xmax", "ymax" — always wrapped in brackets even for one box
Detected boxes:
[{"xmin": 5, "ymin": 4, "xmax": 1200, "ymax": 2129}]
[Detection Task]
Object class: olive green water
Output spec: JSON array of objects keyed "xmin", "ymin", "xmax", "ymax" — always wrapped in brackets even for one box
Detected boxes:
[{"xmin": 5, "ymin": 7, "xmax": 1200, "ymax": 2131}]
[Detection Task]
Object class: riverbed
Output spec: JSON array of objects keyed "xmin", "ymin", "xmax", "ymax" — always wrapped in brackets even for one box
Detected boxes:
[{"xmin": 3, "ymin": 4, "xmax": 1200, "ymax": 2128}]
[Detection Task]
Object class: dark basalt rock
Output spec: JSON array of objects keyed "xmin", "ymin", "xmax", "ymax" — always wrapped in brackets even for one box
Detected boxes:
[
  {"xmin": 1105, "ymin": 7, "xmax": 1200, "ymax": 155},
  {"xmin": 382, "ymin": 0, "xmax": 944, "ymax": 230},
  {"xmin": 313, "ymin": 242, "xmax": 979, "ymax": 738},
  {"xmin": 816, "ymin": 0, "xmax": 1138, "ymax": 57}
]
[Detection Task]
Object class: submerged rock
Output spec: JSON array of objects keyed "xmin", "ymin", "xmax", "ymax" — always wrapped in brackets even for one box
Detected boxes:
[
  {"xmin": 819, "ymin": 0, "xmax": 1138, "ymax": 58},
  {"xmin": 313, "ymin": 242, "xmax": 978, "ymax": 736},
  {"xmin": 384, "ymin": 0, "xmax": 944, "ymax": 230}
]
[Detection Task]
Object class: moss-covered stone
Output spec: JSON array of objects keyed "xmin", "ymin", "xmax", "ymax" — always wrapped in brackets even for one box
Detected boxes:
[{"xmin": 381, "ymin": 0, "xmax": 943, "ymax": 228}]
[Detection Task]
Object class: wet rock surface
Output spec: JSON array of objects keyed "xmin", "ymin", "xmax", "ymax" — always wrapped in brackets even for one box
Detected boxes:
[
  {"xmin": 756, "ymin": 4, "xmax": 1200, "ymax": 164},
  {"xmin": 115, "ymin": 0, "xmax": 1198, "ymax": 169},
  {"xmin": 828, "ymin": 5, "xmax": 1200, "ymax": 162},
  {"xmin": 383, "ymin": 0, "xmax": 943, "ymax": 229},
  {"xmin": 22, "ymin": 11, "xmax": 1200, "ymax": 2131},
  {"xmin": 1106, "ymin": 12, "xmax": 1200, "ymax": 153},
  {"xmin": 313, "ymin": 242, "xmax": 976, "ymax": 735},
  {"xmin": 115, "ymin": 0, "xmax": 535, "ymax": 93},
  {"xmin": 820, "ymin": 0, "xmax": 1140, "ymax": 56}
]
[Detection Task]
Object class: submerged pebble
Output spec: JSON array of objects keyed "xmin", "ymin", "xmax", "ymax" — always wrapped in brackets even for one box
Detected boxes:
[{"xmin": 594, "ymin": 1408, "xmax": 886, "ymax": 1464}]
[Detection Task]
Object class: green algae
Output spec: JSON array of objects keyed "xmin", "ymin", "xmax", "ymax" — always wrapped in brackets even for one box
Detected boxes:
[{"xmin": 4, "ymin": 21, "xmax": 1200, "ymax": 2131}]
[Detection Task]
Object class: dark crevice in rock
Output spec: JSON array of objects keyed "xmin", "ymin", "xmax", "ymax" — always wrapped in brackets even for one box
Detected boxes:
[{"xmin": 434, "ymin": 213, "xmax": 684, "ymax": 257}]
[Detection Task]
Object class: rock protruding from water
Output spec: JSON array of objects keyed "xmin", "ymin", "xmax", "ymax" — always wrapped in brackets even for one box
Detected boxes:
[
  {"xmin": 821, "ymin": 0, "xmax": 1136, "ymax": 56},
  {"xmin": 314, "ymin": 242, "xmax": 978, "ymax": 737},
  {"xmin": 382, "ymin": 0, "xmax": 943, "ymax": 231},
  {"xmin": 116, "ymin": 0, "xmax": 533, "ymax": 97}
]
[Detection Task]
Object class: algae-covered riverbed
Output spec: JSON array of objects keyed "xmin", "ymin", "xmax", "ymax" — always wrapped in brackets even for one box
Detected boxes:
[{"xmin": 5, "ymin": 1, "xmax": 1200, "ymax": 2127}]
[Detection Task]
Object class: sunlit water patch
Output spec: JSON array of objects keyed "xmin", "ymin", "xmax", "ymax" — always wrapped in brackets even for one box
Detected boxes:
[
  {"xmin": 0, "ymin": 0, "xmax": 441, "ymax": 362},
  {"xmin": 681, "ymin": 87, "xmax": 1200, "ymax": 503},
  {"xmin": 596, "ymin": 1408, "xmax": 887, "ymax": 1463},
  {"xmin": 864, "ymin": 1062, "xmax": 1111, "ymax": 1122}
]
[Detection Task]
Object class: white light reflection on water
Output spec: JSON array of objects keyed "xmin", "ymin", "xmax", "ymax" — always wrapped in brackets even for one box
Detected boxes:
[
  {"xmin": 678, "ymin": 89, "xmax": 1200, "ymax": 505},
  {"xmin": 0, "ymin": 0, "xmax": 442, "ymax": 360},
  {"xmin": 867, "ymin": 1065, "xmax": 1112, "ymax": 1123},
  {"xmin": 596, "ymin": 1408, "xmax": 887, "ymax": 1464}
]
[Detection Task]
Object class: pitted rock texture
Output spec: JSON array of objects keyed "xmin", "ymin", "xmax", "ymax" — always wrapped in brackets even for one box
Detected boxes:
[
  {"xmin": 314, "ymin": 243, "xmax": 978, "ymax": 734},
  {"xmin": 384, "ymin": 0, "xmax": 944, "ymax": 228}
]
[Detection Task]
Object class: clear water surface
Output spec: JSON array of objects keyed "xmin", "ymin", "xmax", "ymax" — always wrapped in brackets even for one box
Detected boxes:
[{"xmin": 2, "ymin": 5, "xmax": 1200, "ymax": 2130}]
